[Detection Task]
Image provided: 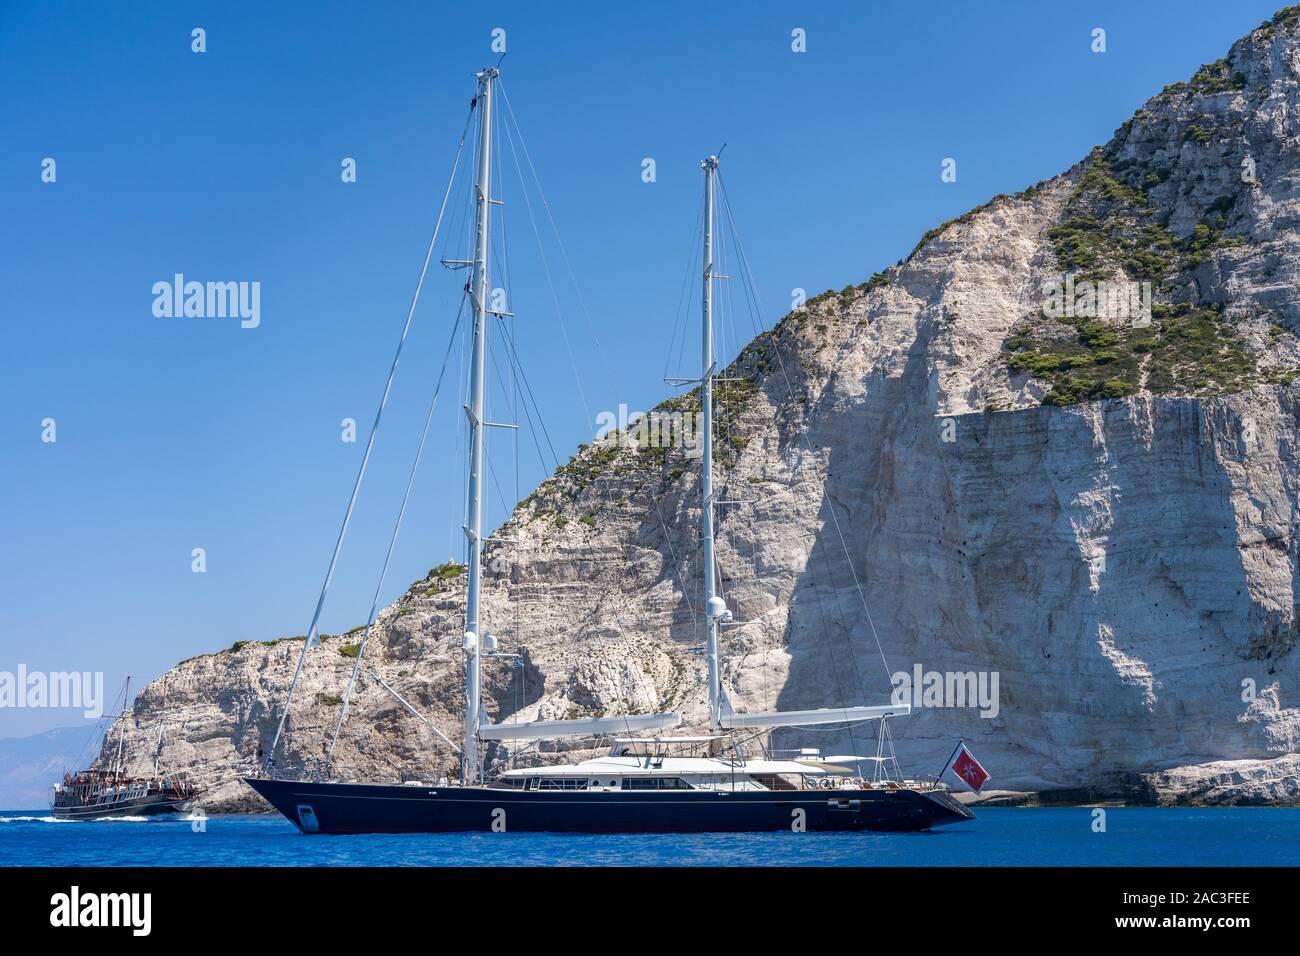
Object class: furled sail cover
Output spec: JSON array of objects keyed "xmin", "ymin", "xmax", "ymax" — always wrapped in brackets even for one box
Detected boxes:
[
  {"xmin": 719, "ymin": 704, "xmax": 910, "ymax": 729},
  {"xmin": 477, "ymin": 712, "xmax": 681, "ymax": 741}
]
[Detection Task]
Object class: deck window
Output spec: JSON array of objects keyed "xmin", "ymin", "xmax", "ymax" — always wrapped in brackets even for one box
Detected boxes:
[
  {"xmin": 538, "ymin": 778, "xmax": 589, "ymax": 791},
  {"xmin": 620, "ymin": 777, "xmax": 692, "ymax": 791}
]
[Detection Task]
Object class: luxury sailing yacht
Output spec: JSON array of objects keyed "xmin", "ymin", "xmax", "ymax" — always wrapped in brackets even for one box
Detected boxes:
[{"xmin": 243, "ymin": 66, "xmax": 977, "ymax": 834}]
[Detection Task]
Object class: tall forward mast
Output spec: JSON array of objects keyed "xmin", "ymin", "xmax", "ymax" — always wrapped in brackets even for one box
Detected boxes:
[{"xmin": 461, "ymin": 66, "xmax": 497, "ymax": 783}]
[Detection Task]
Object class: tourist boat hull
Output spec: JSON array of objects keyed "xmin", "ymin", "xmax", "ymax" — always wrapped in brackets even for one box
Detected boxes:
[
  {"xmin": 243, "ymin": 777, "xmax": 974, "ymax": 834},
  {"xmin": 49, "ymin": 792, "xmax": 191, "ymax": 821}
]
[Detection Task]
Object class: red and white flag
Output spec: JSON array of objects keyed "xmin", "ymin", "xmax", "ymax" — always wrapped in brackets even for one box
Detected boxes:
[{"xmin": 941, "ymin": 743, "xmax": 990, "ymax": 793}]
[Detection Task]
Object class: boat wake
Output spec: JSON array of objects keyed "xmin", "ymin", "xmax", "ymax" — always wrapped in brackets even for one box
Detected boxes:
[{"xmin": 0, "ymin": 814, "xmax": 150, "ymax": 823}]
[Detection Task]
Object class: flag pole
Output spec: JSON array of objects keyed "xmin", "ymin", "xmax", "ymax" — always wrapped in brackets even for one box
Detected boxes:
[{"xmin": 937, "ymin": 739, "xmax": 964, "ymax": 783}]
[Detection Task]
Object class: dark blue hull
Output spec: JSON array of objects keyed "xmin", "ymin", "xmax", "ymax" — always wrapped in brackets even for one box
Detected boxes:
[{"xmin": 242, "ymin": 777, "xmax": 974, "ymax": 834}]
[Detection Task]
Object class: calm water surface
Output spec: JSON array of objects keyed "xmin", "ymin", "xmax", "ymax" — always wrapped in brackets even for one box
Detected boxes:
[{"xmin": 2, "ymin": 807, "xmax": 1298, "ymax": 866}]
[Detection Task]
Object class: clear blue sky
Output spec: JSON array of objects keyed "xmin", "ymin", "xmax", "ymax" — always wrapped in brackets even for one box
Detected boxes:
[{"xmin": 0, "ymin": 0, "xmax": 1281, "ymax": 735}]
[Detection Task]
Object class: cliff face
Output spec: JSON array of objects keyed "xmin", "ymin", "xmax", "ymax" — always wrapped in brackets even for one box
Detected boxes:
[{"xmin": 109, "ymin": 11, "xmax": 1300, "ymax": 809}]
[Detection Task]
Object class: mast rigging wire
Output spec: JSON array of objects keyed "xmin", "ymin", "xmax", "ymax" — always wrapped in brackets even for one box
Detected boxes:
[
  {"xmin": 664, "ymin": 187, "xmax": 706, "ymax": 383},
  {"xmin": 496, "ymin": 79, "xmax": 593, "ymax": 431},
  {"xmin": 498, "ymin": 80, "xmax": 603, "ymax": 351},
  {"xmin": 494, "ymin": 320, "xmax": 559, "ymax": 475},
  {"xmin": 326, "ymin": 293, "xmax": 469, "ymax": 770},
  {"xmin": 501, "ymin": 85, "xmax": 708, "ymax": 707},
  {"xmin": 715, "ymin": 168, "xmax": 895, "ymax": 688},
  {"xmin": 264, "ymin": 101, "xmax": 476, "ymax": 774}
]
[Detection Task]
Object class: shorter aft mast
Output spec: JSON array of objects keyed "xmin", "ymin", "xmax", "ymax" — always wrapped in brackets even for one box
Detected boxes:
[
  {"xmin": 694, "ymin": 154, "xmax": 907, "ymax": 735},
  {"xmin": 700, "ymin": 155, "xmax": 726, "ymax": 730}
]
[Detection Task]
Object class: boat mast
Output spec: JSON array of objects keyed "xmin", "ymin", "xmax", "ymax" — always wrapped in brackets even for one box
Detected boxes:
[
  {"xmin": 462, "ymin": 66, "xmax": 497, "ymax": 784},
  {"xmin": 700, "ymin": 155, "xmax": 726, "ymax": 730},
  {"xmin": 114, "ymin": 675, "xmax": 130, "ymax": 780},
  {"xmin": 152, "ymin": 675, "xmax": 169, "ymax": 777}
]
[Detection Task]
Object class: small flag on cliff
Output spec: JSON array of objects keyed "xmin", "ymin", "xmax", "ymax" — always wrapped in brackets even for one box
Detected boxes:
[{"xmin": 941, "ymin": 742, "xmax": 989, "ymax": 793}]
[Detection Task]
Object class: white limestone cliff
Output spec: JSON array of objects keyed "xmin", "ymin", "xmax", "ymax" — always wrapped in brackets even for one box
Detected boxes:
[{"xmin": 104, "ymin": 9, "xmax": 1300, "ymax": 810}]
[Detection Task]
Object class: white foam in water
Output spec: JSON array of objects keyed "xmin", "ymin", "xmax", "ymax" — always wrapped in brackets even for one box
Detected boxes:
[
  {"xmin": 0, "ymin": 814, "xmax": 150, "ymax": 823},
  {"xmin": 0, "ymin": 815, "xmax": 68, "ymax": 823}
]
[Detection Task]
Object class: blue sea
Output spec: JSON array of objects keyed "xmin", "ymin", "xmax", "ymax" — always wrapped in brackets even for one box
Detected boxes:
[{"xmin": 1, "ymin": 807, "xmax": 1297, "ymax": 866}]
